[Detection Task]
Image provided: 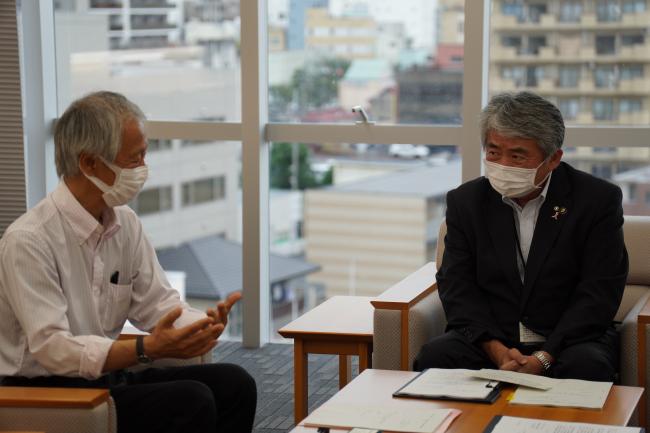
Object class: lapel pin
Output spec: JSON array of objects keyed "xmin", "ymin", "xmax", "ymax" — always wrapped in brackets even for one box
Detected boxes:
[{"xmin": 552, "ymin": 206, "xmax": 567, "ymax": 220}]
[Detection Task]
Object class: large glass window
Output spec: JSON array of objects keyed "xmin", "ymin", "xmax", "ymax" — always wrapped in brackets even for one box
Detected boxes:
[
  {"xmin": 566, "ymin": 146, "xmax": 650, "ymax": 217},
  {"xmin": 268, "ymin": 0, "xmax": 465, "ymax": 124},
  {"xmin": 53, "ymin": 1, "xmax": 241, "ymax": 121},
  {"xmin": 267, "ymin": 140, "xmax": 461, "ymax": 339},
  {"xmin": 132, "ymin": 138, "xmax": 242, "ymax": 339}
]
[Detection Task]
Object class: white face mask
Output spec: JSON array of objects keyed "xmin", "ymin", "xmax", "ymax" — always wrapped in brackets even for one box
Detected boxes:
[
  {"xmin": 83, "ymin": 157, "xmax": 148, "ymax": 207},
  {"xmin": 484, "ymin": 159, "xmax": 550, "ymax": 198}
]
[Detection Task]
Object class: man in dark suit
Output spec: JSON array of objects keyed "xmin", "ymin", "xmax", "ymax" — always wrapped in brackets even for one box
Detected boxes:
[{"xmin": 414, "ymin": 91, "xmax": 628, "ymax": 380}]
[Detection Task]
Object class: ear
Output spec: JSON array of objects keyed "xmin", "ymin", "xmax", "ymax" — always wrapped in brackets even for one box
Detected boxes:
[
  {"xmin": 548, "ymin": 149, "xmax": 563, "ymax": 170},
  {"xmin": 78, "ymin": 152, "xmax": 98, "ymax": 177}
]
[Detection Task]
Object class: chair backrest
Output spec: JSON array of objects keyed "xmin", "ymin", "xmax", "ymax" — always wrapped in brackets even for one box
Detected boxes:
[
  {"xmin": 435, "ymin": 216, "xmax": 650, "ymax": 320},
  {"xmin": 435, "ymin": 220, "xmax": 447, "ymax": 269},
  {"xmin": 615, "ymin": 215, "xmax": 650, "ymax": 321}
]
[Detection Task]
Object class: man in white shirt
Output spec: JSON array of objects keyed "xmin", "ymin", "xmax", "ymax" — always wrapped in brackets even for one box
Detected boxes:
[{"xmin": 0, "ymin": 91, "xmax": 256, "ymax": 433}]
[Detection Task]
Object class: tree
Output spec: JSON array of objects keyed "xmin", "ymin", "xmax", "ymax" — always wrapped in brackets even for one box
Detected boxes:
[
  {"xmin": 269, "ymin": 58, "xmax": 352, "ymax": 120},
  {"xmin": 270, "ymin": 142, "xmax": 331, "ymax": 190}
]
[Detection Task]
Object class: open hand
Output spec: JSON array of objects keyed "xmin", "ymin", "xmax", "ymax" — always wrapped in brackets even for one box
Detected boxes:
[
  {"xmin": 206, "ymin": 291, "xmax": 242, "ymax": 328},
  {"xmin": 145, "ymin": 307, "xmax": 224, "ymax": 360}
]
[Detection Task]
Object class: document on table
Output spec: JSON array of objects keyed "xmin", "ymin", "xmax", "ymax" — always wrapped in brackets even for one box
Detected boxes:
[
  {"xmin": 471, "ymin": 369, "xmax": 554, "ymax": 390},
  {"xmin": 393, "ymin": 368, "xmax": 500, "ymax": 402},
  {"xmin": 483, "ymin": 415, "xmax": 644, "ymax": 433},
  {"xmin": 510, "ymin": 378, "xmax": 613, "ymax": 409},
  {"xmin": 302, "ymin": 403, "xmax": 461, "ymax": 433}
]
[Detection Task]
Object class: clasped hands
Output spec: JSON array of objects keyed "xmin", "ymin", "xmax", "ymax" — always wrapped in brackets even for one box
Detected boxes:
[
  {"xmin": 144, "ymin": 292, "xmax": 242, "ymax": 360},
  {"xmin": 482, "ymin": 339, "xmax": 553, "ymax": 376}
]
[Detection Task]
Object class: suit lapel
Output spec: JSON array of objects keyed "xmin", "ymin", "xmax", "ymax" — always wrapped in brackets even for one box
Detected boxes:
[
  {"xmin": 486, "ymin": 186, "xmax": 523, "ymax": 294},
  {"xmin": 520, "ymin": 163, "xmax": 572, "ymax": 309}
]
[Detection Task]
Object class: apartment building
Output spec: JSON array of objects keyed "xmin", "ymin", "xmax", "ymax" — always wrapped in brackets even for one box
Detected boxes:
[
  {"xmin": 55, "ymin": 0, "xmax": 184, "ymax": 49},
  {"xmin": 490, "ymin": 0, "xmax": 650, "ymax": 177},
  {"xmin": 304, "ymin": 8, "xmax": 377, "ymax": 60}
]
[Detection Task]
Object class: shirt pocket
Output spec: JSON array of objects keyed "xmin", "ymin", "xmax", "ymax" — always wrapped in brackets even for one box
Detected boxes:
[{"xmin": 103, "ymin": 282, "xmax": 134, "ymax": 332}]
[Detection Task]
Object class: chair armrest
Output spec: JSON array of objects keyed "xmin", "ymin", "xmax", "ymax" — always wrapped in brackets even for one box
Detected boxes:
[
  {"xmin": 372, "ymin": 262, "xmax": 445, "ymax": 371},
  {"xmin": 0, "ymin": 387, "xmax": 109, "ymax": 409}
]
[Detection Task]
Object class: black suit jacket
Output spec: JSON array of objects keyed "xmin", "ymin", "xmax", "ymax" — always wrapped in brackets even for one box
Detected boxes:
[{"xmin": 437, "ymin": 161, "xmax": 628, "ymax": 357}]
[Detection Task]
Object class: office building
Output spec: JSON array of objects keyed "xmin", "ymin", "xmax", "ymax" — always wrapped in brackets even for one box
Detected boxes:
[
  {"xmin": 55, "ymin": 0, "xmax": 184, "ymax": 49},
  {"xmin": 287, "ymin": 0, "xmax": 329, "ymax": 50},
  {"xmin": 304, "ymin": 160, "xmax": 461, "ymax": 297}
]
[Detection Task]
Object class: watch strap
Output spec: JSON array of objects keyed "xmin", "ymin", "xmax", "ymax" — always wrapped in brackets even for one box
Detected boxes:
[
  {"xmin": 532, "ymin": 350, "xmax": 552, "ymax": 372},
  {"xmin": 136, "ymin": 335, "xmax": 152, "ymax": 364}
]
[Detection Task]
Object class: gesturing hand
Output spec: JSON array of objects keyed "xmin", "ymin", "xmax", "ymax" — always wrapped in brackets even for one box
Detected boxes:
[
  {"xmin": 206, "ymin": 291, "xmax": 242, "ymax": 328},
  {"xmin": 146, "ymin": 307, "xmax": 224, "ymax": 360}
]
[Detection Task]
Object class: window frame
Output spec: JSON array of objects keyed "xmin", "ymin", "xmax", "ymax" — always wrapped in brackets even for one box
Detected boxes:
[{"xmin": 21, "ymin": 0, "xmax": 650, "ymax": 347}]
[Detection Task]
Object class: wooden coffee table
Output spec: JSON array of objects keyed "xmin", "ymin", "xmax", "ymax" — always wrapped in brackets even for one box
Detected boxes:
[
  {"xmin": 278, "ymin": 296, "xmax": 374, "ymax": 424},
  {"xmin": 290, "ymin": 369, "xmax": 643, "ymax": 432}
]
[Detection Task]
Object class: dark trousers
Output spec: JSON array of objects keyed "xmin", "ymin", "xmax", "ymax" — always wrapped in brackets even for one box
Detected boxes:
[
  {"xmin": 2, "ymin": 363, "xmax": 257, "ymax": 433},
  {"xmin": 413, "ymin": 328, "xmax": 619, "ymax": 382}
]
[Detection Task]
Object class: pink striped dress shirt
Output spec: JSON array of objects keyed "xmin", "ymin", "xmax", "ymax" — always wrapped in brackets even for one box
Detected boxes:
[{"xmin": 0, "ymin": 182, "xmax": 205, "ymax": 379}]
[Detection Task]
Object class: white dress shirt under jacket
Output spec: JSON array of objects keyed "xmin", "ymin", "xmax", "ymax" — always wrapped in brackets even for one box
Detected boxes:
[{"xmin": 0, "ymin": 182, "xmax": 205, "ymax": 380}]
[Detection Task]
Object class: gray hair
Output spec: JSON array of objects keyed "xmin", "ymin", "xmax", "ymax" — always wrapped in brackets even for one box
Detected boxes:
[
  {"xmin": 479, "ymin": 91, "xmax": 565, "ymax": 158},
  {"xmin": 54, "ymin": 91, "xmax": 145, "ymax": 178}
]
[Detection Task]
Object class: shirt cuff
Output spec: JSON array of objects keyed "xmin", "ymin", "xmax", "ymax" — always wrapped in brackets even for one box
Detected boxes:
[{"xmin": 79, "ymin": 336, "xmax": 116, "ymax": 380}]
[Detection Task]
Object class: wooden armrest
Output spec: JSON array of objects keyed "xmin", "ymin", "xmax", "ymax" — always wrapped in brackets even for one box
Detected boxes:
[
  {"xmin": 0, "ymin": 387, "xmax": 109, "ymax": 409},
  {"xmin": 638, "ymin": 296, "xmax": 650, "ymax": 324},
  {"xmin": 371, "ymin": 262, "xmax": 437, "ymax": 311}
]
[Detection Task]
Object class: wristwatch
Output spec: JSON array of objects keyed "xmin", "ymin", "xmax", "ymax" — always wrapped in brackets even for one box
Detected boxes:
[
  {"xmin": 136, "ymin": 335, "xmax": 153, "ymax": 364},
  {"xmin": 532, "ymin": 350, "xmax": 552, "ymax": 372}
]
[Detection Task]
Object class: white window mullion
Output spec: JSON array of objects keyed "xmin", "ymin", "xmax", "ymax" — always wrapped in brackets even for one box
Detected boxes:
[
  {"xmin": 460, "ymin": 0, "xmax": 490, "ymax": 182},
  {"xmin": 266, "ymin": 123, "xmax": 461, "ymax": 145},
  {"xmin": 21, "ymin": 0, "xmax": 58, "ymax": 206},
  {"xmin": 240, "ymin": 0, "xmax": 270, "ymax": 348}
]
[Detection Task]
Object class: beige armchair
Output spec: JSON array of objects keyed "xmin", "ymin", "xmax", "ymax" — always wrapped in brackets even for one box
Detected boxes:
[
  {"xmin": 0, "ymin": 333, "xmax": 211, "ymax": 433},
  {"xmin": 372, "ymin": 216, "xmax": 650, "ymax": 423}
]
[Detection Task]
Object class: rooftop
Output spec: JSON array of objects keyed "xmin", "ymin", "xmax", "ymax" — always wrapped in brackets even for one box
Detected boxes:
[
  {"xmin": 324, "ymin": 158, "xmax": 462, "ymax": 198},
  {"xmin": 613, "ymin": 165, "xmax": 650, "ymax": 184},
  {"xmin": 157, "ymin": 236, "xmax": 320, "ymax": 300}
]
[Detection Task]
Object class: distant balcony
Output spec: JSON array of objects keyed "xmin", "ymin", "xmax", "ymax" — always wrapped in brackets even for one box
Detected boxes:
[
  {"xmin": 537, "ymin": 77, "xmax": 556, "ymax": 91},
  {"xmin": 619, "ymin": 77, "xmax": 650, "ymax": 93},
  {"xmin": 619, "ymin": 112, "xmax": 650, "ymax": 124},
  {"xmin": 490, "ymin": 45, "xmax": 518, "ymax": 61},
  {"xmin": 580, "ymin": 14, "xmax": 598, "ymax": 26},
  {"xmin": 576, "ymin": 112, "xmax": 595, "ymax": 123},
  {"xmin": 539, "ymin": 14, "xmax": 557, "ymax": 27},
  {"xmin": 578, "ymin": 46, "xmax": 596, "ymax": 61},
  {"xmin": 130, "ymin": 22, "xmax": 177, "ymax": 30},
  {"xmin": 490, "ymin": 76, "xmax": 518, "ymax": 92},
  {"xmin": 578, "ymin": 79, "xmax": 595, "ymax": 92},
  {"xmin": 130, "ymin": 0, "xmax": 175, "ymax": 7},
  {"xmin": 90, "ymin": 0, "xmax": 122, "ymax": 7},
  {"xmin": 622, "ymin": 11, "xmax": 650, "ymax": 27},
  {"xmin": 538, "ymin": 46, "xmax": 556, "ymax": 60},
  {"xmin": 619, "ymin": 44, "xmax": 650, "ymax": 60},
  {"xmin": 491, "ymin": 14, "xmax": 519, "ymax": 29}
]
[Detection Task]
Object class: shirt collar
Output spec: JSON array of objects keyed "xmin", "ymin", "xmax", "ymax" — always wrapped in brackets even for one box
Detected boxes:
[
  {"xmin": 51, "ymin": 182, "xmax": 121, "ymax": 245},
  {"xmin": 502, "ymin": 172, "xmax": 553, "ymax": 210}
]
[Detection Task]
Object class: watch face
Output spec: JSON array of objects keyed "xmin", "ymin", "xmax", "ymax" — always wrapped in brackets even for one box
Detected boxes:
[{"xmin": 138, "ymin": 354, "xmax": 153, "ymax": 364}]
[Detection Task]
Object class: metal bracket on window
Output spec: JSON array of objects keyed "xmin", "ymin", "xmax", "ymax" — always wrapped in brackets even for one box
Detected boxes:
[{"xmin": 352, "ymin": 105, "xmax": 375, "ymax": 125}]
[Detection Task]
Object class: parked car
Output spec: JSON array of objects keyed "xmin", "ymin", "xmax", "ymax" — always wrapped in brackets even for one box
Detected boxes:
[{"xmin": 388, "ymin": 143, "xmax": 430, "ymax": 159}]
